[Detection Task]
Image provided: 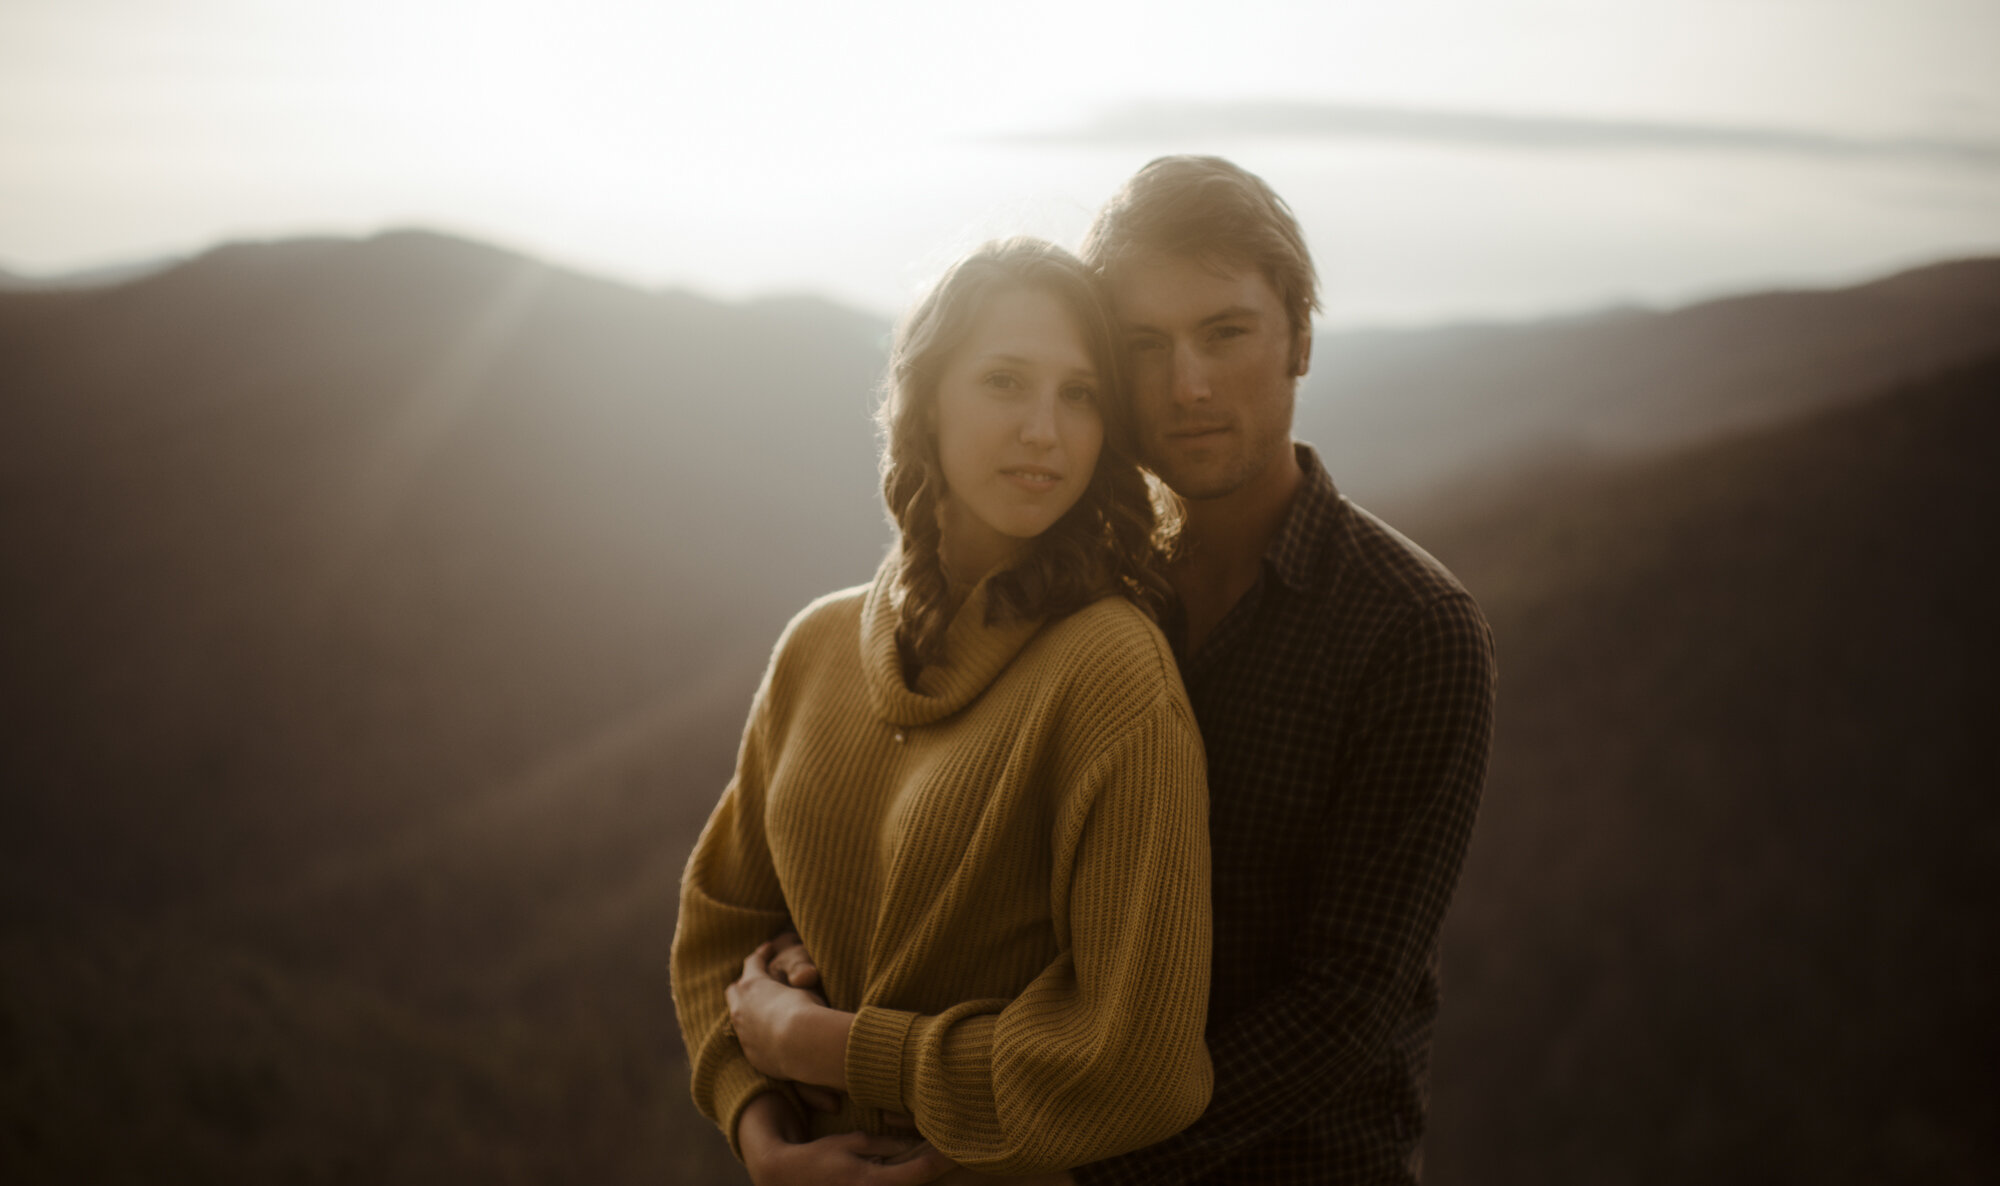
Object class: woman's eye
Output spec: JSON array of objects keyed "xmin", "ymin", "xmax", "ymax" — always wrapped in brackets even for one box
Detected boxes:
[
  {"xmin": 1127, "ymin": 337, "xmax": 1164, "ymax": 354},
  {"xmin": 984, "ymin": 371, "xmax": 1021, "ymax": 391},
  {"xmin": 1061, "ymin": 385, "xmax": 1096, "ymax": 404}
]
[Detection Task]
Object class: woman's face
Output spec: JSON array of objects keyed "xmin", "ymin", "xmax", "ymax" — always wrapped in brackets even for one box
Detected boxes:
[{"xmin": 933, "ymin": 284, "xmax": 1105, "ymax": 581}]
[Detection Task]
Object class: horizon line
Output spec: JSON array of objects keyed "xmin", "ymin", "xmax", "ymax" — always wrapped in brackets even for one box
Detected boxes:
[{"xmin": 4, "ymin": 227, "xmax": 1995, "ymax": 335}]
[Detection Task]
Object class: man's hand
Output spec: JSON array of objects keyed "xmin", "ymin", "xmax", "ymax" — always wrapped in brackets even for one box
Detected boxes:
[
  {"xmin": 933, "ymin": 1168, "xmax": 1077, "ymax": 1185},
  {"xmin": 750, "ymin": 1132, "xmax": 954, "ymax": 1186},
  {"xmin": 739, "ymin": 1093, "xmax": 954, "ymax": 1186},
  {"xmin": 728, "ymin": 940, "xmax": 853, "ymax": 1088}
]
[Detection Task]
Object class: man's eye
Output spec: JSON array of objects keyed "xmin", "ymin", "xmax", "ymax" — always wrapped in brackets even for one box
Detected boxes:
[{"xmin": 1211, "ymin": 325, "xmax": 1247, "ymax": 342}]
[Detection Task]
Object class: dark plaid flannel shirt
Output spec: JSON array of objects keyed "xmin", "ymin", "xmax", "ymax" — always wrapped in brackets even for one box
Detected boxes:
[{"xmin": 1076, "ymin": 444, "xmax": 1496, "ymax": 1185}]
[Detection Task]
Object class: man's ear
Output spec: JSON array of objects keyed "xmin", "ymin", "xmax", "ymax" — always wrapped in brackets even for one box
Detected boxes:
[{"xmin": 1291, "ymin": 329, "xmax": 1313, "ymax": 378}]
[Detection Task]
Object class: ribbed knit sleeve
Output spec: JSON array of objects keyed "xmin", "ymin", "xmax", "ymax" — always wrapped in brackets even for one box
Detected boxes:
[
  {"xmin": 669, "ymin": 652, "xmax": 794, "ymax": 1160},
  {"xmin": 842, "ymin": 692, "xmax": 1215, "ymax": 1174}
]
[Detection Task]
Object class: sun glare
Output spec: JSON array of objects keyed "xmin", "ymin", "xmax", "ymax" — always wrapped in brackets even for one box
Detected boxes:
[{"xmin": 3, "ymin": 0, "xmax": 1997, "ymax": 321}]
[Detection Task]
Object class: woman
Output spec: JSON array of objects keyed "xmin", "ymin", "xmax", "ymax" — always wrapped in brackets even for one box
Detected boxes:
[{"xmin": 671, "ymin": 238, "xmax": 1212, "ymax": 1183}]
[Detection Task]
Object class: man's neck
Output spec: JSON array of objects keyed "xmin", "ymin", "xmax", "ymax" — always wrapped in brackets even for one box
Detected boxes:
[{"xmin": 1171, "ymin": 443, "xmax": 1304, "ymax": 655}]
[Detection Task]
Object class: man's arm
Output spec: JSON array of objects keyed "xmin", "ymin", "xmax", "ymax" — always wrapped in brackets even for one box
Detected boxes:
[
  {"xmin": 735, "ymin": 954, "xmax": 1078, "ymax": 1186},
  {"xmin": 1077, "ymin": 593, "xmax": 1496, "ymax": 1185},
  {"xmin": 737, "ymin": 1092, "xmax": 957, "ymax": 1186}
]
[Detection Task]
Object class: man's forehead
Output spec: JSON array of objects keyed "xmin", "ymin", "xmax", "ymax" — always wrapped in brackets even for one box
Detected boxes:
[{"xmin": 1106, "ymin": 250, "xmax": 1280, "ymax": 322}]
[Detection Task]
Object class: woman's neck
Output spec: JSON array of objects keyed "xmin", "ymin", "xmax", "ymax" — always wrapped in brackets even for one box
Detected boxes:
[{"xmin": 936, "ymin": 502, "xmax": 1027, "ymax": 607}]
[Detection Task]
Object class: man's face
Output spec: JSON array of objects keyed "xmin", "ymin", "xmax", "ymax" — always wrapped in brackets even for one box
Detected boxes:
[{"xmin": 1105, "ymin": 250, "xmax": 1304, "ymax": 502}]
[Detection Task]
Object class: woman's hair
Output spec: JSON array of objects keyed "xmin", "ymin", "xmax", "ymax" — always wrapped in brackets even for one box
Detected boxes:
[{"xmin": 878, "ymin": 237, "xmax": 1175, "ymax": 670}]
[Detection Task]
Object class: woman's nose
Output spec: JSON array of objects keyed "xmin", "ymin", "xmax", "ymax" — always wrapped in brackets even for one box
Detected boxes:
[{"xmin": 1019, "ymin": 389, "xmax": 1059, "ymax": 445}]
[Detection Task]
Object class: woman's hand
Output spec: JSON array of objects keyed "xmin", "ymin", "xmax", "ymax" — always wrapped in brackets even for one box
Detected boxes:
[
  {"xmin": 766, "ymin": 930, "xmax": 822, "ymax": 991},
  {"xmin": 761, "ymin": 931, "xmax": 845, "ymax": 1110},
  {"xmin": 728, "ymin": 939, "xmax": 855, "ymax": 1089}
]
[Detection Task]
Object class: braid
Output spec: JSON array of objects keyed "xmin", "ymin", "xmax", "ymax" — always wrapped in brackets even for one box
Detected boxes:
[{"xmin": 887, "ymin": 460, "xmax": 952, "ymax": 671}]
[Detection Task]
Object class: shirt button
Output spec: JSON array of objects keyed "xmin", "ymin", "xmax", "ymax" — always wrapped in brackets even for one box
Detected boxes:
[{"xmin": 892, "ymin": 729, "xmax": 906, "ymax": 744}]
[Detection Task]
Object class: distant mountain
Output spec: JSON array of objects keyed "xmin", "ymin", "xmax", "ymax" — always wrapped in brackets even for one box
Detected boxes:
[
  {"xmin": 1, "ymin": 230, "xmax": 1994, "ymax": 1183},
  {"xmin": 1302, "ymin": 257, "xmax": 2000, "ymax": 502},
  {"xmin": 1, "ymin": 229, "xmax": 893, "ymax": 919}
]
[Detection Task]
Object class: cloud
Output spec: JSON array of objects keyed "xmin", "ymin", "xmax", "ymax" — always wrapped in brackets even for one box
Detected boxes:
[{"xmin": 991, "ymin": 100, "xmax": 2000, "ymax": 168}]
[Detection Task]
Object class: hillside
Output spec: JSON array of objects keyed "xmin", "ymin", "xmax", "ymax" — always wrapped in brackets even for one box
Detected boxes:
[
  {"xmin": 1, "ymin": 231, "xmax": 891, "ymax": 919},
  {"xmin": 1303, "ymin": 257, "xmax": 2000, "ymax": 502},
  {"xmin": 1, "ymin": 232, "xmax": 1995, "ymax": 1181},
  {"xmin": 1407, "ymin": 357, "xmax": 1999, "ymax": 1185}
]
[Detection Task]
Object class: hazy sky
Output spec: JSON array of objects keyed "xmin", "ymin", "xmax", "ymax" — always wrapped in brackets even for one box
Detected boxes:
[{"xmin": 5, "ymin": 0, "xmax": 1999, "ymax": 324}]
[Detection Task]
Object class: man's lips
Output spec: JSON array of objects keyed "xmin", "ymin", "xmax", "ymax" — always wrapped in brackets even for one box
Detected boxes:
[{"xmin": 1164, "ymin": 423, "xmax": 1231, "ymax": 440}]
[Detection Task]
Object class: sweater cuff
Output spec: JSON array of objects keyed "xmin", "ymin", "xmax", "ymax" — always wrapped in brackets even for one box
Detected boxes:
[
  {"xmin": 712, "ymin": 1056, "xmax": 784, "ymax": 1162},
  {"xmin": 844, "ymin": 1005, "xmax": 919, "ymax": 1113}
]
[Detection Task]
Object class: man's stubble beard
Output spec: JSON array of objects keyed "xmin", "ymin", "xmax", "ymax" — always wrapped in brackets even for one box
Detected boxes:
[{"xmin": 1145, "ymin": 392, "xmax": 1296, "ymax": 505}]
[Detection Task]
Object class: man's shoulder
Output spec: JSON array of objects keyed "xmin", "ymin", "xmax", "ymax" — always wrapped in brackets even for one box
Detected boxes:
[
  {"xmin": 1273, "ymin": 493, "xmax": 1492, "ymax": 690},
  {"xmin": 1281, "ymin": 442, "xmax": 1480, "ymax": 624},
  {"xmin": 1324, "ymin": 498, "xmax": 1482, "ymax": 620}
]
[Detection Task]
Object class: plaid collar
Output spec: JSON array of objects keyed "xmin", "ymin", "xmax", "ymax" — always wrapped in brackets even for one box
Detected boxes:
[{"xmin": 1263, "ymin": 442, "xmax": 1348, "ymax": 596}]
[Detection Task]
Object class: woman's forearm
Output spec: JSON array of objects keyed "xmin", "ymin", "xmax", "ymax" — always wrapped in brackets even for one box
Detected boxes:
[{"xmin": 728, "ymin": 945, "xmax": 858, "ymax": 1091}]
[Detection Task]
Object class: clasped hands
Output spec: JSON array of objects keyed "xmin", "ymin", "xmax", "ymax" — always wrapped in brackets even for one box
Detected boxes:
[
  {"xmin": 728, "ymin": 933, "xmax": 950, "ymax": 1185},
  {"xmin": 727, "ymin": 933, "xmax": 1077, "ymax": 1186}
]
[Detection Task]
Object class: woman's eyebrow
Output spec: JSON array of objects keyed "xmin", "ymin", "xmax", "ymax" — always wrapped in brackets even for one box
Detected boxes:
[{"xmin": 971, "ymin": 352, "xmax": 1098, "ymax": 379}]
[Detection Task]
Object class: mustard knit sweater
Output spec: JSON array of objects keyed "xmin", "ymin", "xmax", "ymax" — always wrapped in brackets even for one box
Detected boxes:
[{"xmin": 671, "ymin": 557, "xmax": 1214, "ymax": 1175}]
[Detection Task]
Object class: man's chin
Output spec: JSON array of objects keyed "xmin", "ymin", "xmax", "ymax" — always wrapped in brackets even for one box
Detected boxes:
[
  {"xmin": 1149, "ymin": 442, "xmax": 1223, "ymax": 490},
  {"xmin": 1154, "ymin": 461, "xmax": 1247, "ymax": 502}
]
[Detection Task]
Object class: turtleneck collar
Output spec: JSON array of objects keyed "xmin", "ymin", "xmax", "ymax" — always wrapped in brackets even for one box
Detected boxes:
[{"xmin": 859, "ymin": 551, "xmax": 1046, "ymax": 727}]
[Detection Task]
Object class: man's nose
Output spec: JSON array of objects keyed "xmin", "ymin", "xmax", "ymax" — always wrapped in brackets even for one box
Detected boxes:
[
  {"xmin": 1171, "ymin": 340, "xmax": 1211, "ymax": 406},
  {"xmin": 1019, "ymin": 388, "xmax": 1059, "ymax": 445}
]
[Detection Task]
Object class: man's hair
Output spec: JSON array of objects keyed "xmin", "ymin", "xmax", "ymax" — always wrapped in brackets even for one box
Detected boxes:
[
  {"xmin": 877, "ymin": 237, "xmax": 1173, "ymax": 669},
  {"xmin": 1081, "ymin": 155, "xmax": 1321, "ymax": 343}
]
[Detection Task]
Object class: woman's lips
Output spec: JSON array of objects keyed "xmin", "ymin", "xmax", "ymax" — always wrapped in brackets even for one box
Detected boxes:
[{"xmin": 1002, "ymin": 467, "xmax": 1062, "ymax": 491}]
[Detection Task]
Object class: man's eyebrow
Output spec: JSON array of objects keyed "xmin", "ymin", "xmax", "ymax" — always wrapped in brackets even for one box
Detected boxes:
[
  {"xmin": 1198, "ymin": 306, "xmax": 1262, "ymax": 328},
  {"xmin": 1121, "ymin": 306, "xmax": 1263, "ymax": 334}
]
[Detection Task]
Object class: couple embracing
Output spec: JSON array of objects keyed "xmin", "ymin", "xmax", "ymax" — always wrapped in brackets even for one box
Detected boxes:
[{"xmin": 672, "ymin": 156, "xmax": 1496, "ymax": 1186}]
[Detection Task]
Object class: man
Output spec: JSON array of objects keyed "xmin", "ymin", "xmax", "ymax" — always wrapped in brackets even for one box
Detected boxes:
[
  {"xmin": 1064, "ymin": 156, "xmax": 1495, "ymax": 1184},
  {"xmin": 725, "ymin": 156, "xmax": 1495, "ymax": 1184}
]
